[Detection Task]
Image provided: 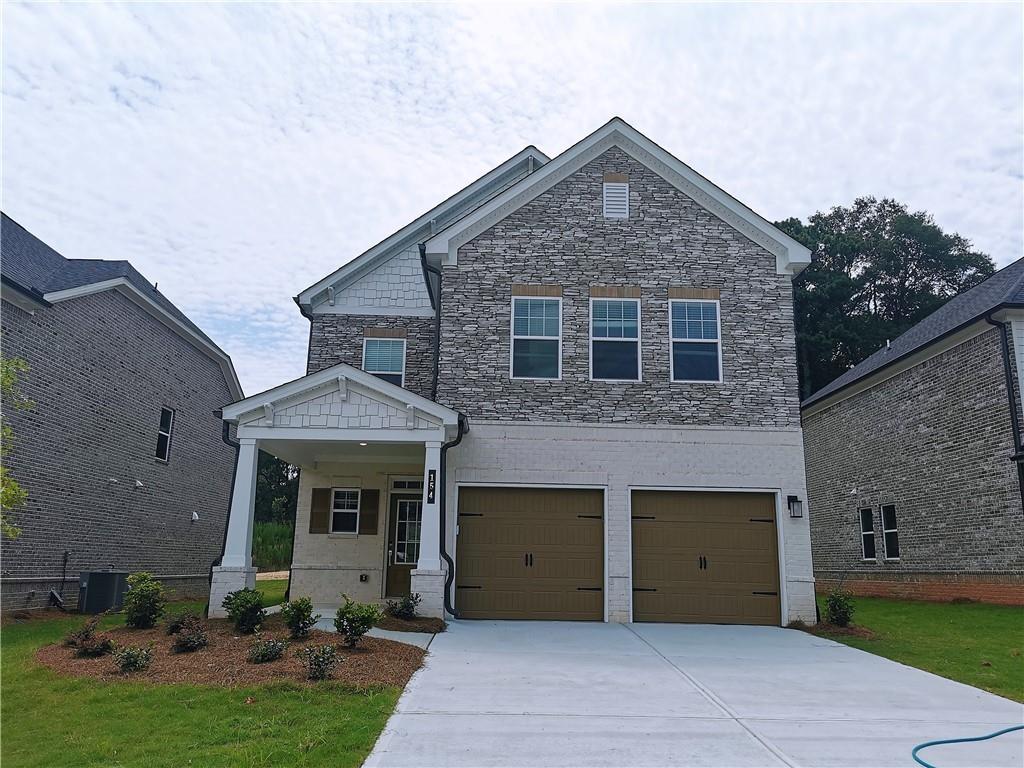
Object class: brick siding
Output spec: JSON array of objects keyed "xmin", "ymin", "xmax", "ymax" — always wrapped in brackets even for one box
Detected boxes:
[
  {"xmin": 1, "ymin": 290, "xmax": 235, "ymax": 611},
  {"xmin": 803, "ymin": 328, "xmax": 1024, "ymax": 601}
]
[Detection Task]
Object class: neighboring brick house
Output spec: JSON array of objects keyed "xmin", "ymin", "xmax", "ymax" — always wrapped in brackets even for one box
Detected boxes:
[
  {"xmin": 802, "ymin": 259, "xmax": 1024, "ymax": 605},
  {"xmin": 1, "ymin": 213, "xmax": 242, "ymax": 610},
  {"xmin": 212, "ymin": 118, "xmax": 818, "ymax": 626}
]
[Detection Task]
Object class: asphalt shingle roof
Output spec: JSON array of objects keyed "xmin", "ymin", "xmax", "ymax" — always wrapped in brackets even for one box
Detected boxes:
[
  {"xmin": 803, "ymin": 258, "xmax": 1024, "ymax": 408},
  {"xmin": 1, "ymin": 212, "xmax": 219, "ymax": 349}
]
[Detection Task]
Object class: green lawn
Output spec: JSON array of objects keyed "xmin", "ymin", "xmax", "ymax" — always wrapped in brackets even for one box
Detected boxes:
[
  {"xmin": 1, "ymin": 601, "xmax": 398, "ymax": 768},
  {"xmin": 814, "ymin": 595, "xmax": 1024, "ymax": 702},
  {"xmin": 257, "ymin": 578, "xmax": 288, "ymax": 607}
]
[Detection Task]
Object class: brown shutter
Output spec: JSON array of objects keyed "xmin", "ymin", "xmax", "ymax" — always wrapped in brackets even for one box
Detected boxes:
[
  {"xmin": 358, "ymin": 489, "xmax": 380, "ymax": 535},
  {"xmin": 309, "ymin": 488, "xmax": 331, "ymax": 534}
]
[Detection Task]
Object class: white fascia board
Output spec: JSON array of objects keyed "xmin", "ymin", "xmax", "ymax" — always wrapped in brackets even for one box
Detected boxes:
[
  {"xmin": 221, "ymin": 360, "xmax": 460, "ymax": 426},
  {"xmin": 43, "ymin": 278, "xmax": 244, "ymax": 400},
  {"xmin": 425, "ymin": 117, "xmax": 812, "ymax": 277},
  {"xmin": 296, "ymin": 146, "xmax": 550, "ymax": 308}
]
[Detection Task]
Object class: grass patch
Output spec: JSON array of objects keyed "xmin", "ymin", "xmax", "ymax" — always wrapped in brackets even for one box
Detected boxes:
[
  {"xmin": 253, "ymin": 522, "xmax": 294, "ymax": 571},
  {"xmin": 257, "ymin": 578, "xmax": 288, "ymax": 608},
  {"xmin": 1, "ymin": 602, "xmax": 398, "ymax": 767},
  {"xmin": 813, "ymin": 595, "xmax": 1023, "ymax": 702}
]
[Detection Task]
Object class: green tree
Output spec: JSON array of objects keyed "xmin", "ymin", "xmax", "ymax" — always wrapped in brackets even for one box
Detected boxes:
[
  {"xmin": 1, "ymin": 356, "xmax": 32, "ymax": 539},
  {"xmin": 777, "ymin": 197, "xmax": 995, "ymax": 399},
  {"xmin": 255, "ymin": 450, "xmax": 298, "ymax": 525}
]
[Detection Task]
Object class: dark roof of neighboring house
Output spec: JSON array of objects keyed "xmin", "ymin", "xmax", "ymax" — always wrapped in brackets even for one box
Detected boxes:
[
  {"xmin": 803, "ymin": 257, "xmax": 1024, "ymax": 409},
  {"xmin": 1, "ymin": 212, "xmax": 218, "ymax": 348}
]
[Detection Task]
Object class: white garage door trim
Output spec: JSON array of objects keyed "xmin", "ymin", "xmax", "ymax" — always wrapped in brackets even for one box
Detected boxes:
[
  {"xmin": 453, "ymin": 482, "xmax": 610, "ymax": 622},
  {"xmin": 626, "ymin": 486, "xmax": 788, "ymax": 626}
]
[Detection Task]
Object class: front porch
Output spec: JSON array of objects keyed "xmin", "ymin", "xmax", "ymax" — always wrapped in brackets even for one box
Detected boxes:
[{"xmin": 210, "ymin": 363, "xmax": 462, "ymax": 618}]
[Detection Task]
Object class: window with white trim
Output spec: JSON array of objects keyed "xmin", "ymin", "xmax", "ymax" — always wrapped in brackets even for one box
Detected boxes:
[
  {"xmin": 603, "ymin": 182, "xmax": 629, "ymax": 218},
  {"xmin": 591, "ymin": 298, "xmax": 640, "ymax": 380},
  {"xmin": 511, "ymin": 297, "xmax": 560, "ymax": 379},
  {"xmin": 881, "ymin": 504, "xmax": 900, "ymax": 559},
  {"xmin": 330, "ymin": 488, "xmax": 361, "ymax": 534},
  {"xmin": 859, "ymin": 508, "xmax": 876, "ymax": 560},
  {"xmin": 670, "ymin": 300, "xmax": 722, "ymax": 382},
  {"xmin": 363, "ymin": 338, "xmax": 405, "ymax": 386},
  {"xmin": 155, "ymin": 407, "xmax": 174, "ymax": 462}
]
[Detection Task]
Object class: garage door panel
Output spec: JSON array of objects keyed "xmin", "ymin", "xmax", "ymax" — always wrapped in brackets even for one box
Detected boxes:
[
  {"xmin": 456, "ymin": 487, "xmax": 604, "ymax": 621},
  {"xmin": 631, "ymin": 491, "xmax": 780, "ymax": 626}
]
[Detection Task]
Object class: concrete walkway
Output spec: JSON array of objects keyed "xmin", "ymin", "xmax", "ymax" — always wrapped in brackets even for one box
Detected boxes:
[{"xmin": 365, "ymin": 621, "xmax": 1023, "ymax": 768}]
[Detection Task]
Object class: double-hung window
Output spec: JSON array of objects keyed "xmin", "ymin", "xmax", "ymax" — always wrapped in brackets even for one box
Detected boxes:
[
  {"xmin": 670, "ymin": 300, "xmax": 722, "ymax": 382},
  {"xmin": 363, "ymin": 338, "xmax": 405, "ymax": 386},
  {"xmin": 881, "ymin": 504, "xmax": 900, "ymax": 559},
  {"xmin": 858, "ymin": 508, "xmax": 876, "ymax": 560},
  {"xmin": 591, "ymin": 298, "xmax": 640, "ymax": 380},
  {"xmin": 155, "ymin": 407, "xmax": 174, "ymax": 462},
  {"xmin": 331, "ymin": 488, "xmax": 361, "ymax": 534},
  {"xmin": 511, "ymin": 297, "xmax": 560, "ymax": 379}
]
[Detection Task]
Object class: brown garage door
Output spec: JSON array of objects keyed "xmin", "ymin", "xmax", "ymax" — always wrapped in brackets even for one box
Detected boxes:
[
  {"xmin": 455, "ymin": 487, "xmax": 604, "ymax": 621},
  {"xmin": 631, "ymin": 491, "xmax": 780, "ymax": 625}
]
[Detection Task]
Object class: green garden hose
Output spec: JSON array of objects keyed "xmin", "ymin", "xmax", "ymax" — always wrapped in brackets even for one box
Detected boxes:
[{"xmin": 911, "ymin": 724, "xmax": 1023, "ymax": 767}]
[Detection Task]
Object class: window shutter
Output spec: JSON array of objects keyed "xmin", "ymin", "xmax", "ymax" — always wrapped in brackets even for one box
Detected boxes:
[
  {"xmin": 309, "ymin": 488, "xmax": 331, "ymax": 534},
  {"xmin": 358, "ymin": 489, "xmax": 380, "ymax": 535},
  {"xmin": 603, "ymin": 182, "xmax": 629, "ymax": 218}
]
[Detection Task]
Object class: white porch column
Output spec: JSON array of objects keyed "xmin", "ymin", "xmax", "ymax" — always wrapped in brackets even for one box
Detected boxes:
[
  {"xmin": 410, "ymin": 440, "xmax": 445, "ymax": 617},
  {"xmin": 208, "ymin": 437, "xmax": 259, "ymax": 617}
]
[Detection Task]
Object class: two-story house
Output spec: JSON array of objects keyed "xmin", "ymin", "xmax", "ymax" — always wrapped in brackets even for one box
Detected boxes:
[
  {"xmin": 1, "ymin": 213, "xmax": 242, "ymax": 610},
  {"xmin": 212, "ymin": 119, "xmax": 817, "ymax": 625}
]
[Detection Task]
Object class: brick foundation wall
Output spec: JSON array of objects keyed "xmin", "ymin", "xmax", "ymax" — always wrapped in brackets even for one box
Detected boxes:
[
  {"xmin": 816, "ymin": 573, "xmax": 1024, "ymax": 606},
  {"xmin": 1, "ymin": 291, "xmax": 235, "ymax": 612}
]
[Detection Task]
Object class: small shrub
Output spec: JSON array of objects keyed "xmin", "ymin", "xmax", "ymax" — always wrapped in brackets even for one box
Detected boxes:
[
  {"xmin": 123, "ymin": 572, "xmax": 166, "ymax": 629},
  {"xmin": 166, "ymin": 611, "xmax": 201, "ymax": 635},
  {"xmin": 170, "ymin": 617, "xmax": 209, "ymax": 653},
  {"xmin": 385, "ymin": 593, "xmax": 421, "ymax": 621},
  {"xmin": 247, "ymin": 634, "xmax": 287, "ymax": 663},
  {"xmin": 334, "ymin": 595, "xmax": 382, "ymax": 648},
  {"xmin": 281, "ymin": 597, "xmax": 320, "ymax": 639},
  {"xmin": 222, "ymin": 587, "xmax": 265, "ymax": 634},
  {"xmin": 113, "ymin": 645, "xmax": 153, "ymax": 674},
  {"xmin": 76, "ymin": 634, "xmax": 115, "ymax": 658},
  {"xmin": 824, "ymin": 588, "xmax": 855, "ymax": 627},
  {"xmin": 64, "ymin": 614, "xmax": 104, "ymax": 648},
  {"xmin": 296, "ymin": 644, "xmax": 339, "ymax": 680}
]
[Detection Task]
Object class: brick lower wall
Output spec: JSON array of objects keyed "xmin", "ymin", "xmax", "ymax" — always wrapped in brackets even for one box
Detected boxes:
[
  {"xmin": 1, "ymin": 574, "xmax": 212, "ymax": 613},
  {"xmin": 816, "ymin": 572, "xmax": 1024, "ymax": 606}
]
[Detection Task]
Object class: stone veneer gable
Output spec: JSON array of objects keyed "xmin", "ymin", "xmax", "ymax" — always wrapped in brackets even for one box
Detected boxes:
[{"xmin": 435, "ymin": 146, "xmax": 801, "ymax": 427}]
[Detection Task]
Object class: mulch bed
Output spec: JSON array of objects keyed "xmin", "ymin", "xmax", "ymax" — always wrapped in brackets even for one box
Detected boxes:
[
  {"xmin": 36, "ymin": 615, "xmax": 425, "ymax": 688},
  {"xmin": 375, "ymin": 614, "xmax": 446, "ymax": 634}
]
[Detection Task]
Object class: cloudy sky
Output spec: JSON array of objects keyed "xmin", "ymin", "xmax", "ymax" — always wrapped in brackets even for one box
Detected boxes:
[{"xmin": 3, "ymin": 1, "xmax": 1021, "ymax": 395}]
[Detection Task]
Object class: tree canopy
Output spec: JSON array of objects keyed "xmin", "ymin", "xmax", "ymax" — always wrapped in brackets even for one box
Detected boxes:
[
  {"xmin": 255, "ymin": 450, "xmax": 298, "ymax": 525},
  {"xmin": 776, "ymin": 197, "xmax": 996, "ymax": 399}
]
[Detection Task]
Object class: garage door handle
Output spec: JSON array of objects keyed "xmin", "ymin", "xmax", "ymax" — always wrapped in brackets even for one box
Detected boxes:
[
  {"xmin": 752, "ymin": 591, "xmax": 778, "ymax": 596},
  {"xmin": 633, "ymin": 587, "xmax": 657, "ymax": 592},
  {"xmin": 456, "ymin": 585, "xmax": 482, "ymax": 590},
  {"xmin": 576, "ymin": 587, "xmax": 602, "ymax": 591}
]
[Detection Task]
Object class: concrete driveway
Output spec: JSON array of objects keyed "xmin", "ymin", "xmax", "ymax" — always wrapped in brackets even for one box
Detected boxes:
[{"xmin": 365, "ymin": 621, "xmax": 1022, "ymax": 768}]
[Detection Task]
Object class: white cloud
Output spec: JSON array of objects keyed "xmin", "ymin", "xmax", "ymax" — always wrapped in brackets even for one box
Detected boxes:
[{"xmin": 3, "ymin": 1, "xmax": 1021, "ymax": 394}]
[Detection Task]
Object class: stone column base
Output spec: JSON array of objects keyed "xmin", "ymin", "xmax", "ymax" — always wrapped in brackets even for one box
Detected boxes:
[
  {"xmin": 410, "ymin": 568, "xmax": 446, "ymax": 618},
  {"xmin": 208, "ymin": 566, "xmax": 256, "ymax": 618}
]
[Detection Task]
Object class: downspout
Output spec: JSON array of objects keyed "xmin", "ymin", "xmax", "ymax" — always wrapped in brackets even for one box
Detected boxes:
[
  {"xmin": 207, "ymin": 415, "xmax": 240, "ymax": 615},
  {"xmin": 984, "ymin": 312, "xmax": 1024, "ymax": 511},
  {"xmin": 419, "ymin": 241, "xmax": 461, "ymax": 615}
]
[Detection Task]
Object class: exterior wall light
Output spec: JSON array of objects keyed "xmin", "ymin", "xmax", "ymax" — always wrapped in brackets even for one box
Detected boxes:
[{"xmin": 787, "ymin": 495, "xmax": 804, "ymax": 518}]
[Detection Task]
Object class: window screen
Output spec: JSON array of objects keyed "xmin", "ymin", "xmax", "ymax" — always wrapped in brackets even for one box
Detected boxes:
[{"xmin": 363, "ymin": 339, "xmax": 405, "ymax": 386}]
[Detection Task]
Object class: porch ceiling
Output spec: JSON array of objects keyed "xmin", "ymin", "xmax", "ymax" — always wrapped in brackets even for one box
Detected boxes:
[{"xmin": 259, "ymin": 438, "xmax": 425, "ymax": 469}]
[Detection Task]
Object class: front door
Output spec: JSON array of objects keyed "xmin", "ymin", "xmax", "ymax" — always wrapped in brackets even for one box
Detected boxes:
[{"xmin": 386, "ymin": 494, "xmax": 422, "ymax": 597}]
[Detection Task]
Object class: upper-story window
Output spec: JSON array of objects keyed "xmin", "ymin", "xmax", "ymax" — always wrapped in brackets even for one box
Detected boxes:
[
  {"xmin": 155, "ymin": 407, "xmax": 174, "ymax": 462},
  {"xmin": 591, "ymin": 298, "xmax": 640, "ymax": 381},
  {"xmin": 670, "ymin": 300, "xmax": 722, "ymax": 382},
  {"xmin": 363, "ymin": 338, "xmax": 405, "ymax": 387},
  {"xmin": 511, "ymin": 297, "xmax": 561, "ymax": 379}
]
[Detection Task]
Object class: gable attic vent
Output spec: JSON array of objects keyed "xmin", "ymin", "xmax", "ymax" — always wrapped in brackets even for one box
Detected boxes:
[{"xmin": 602, "ymin": 173, "xmax": 629, "ymax": 218}]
